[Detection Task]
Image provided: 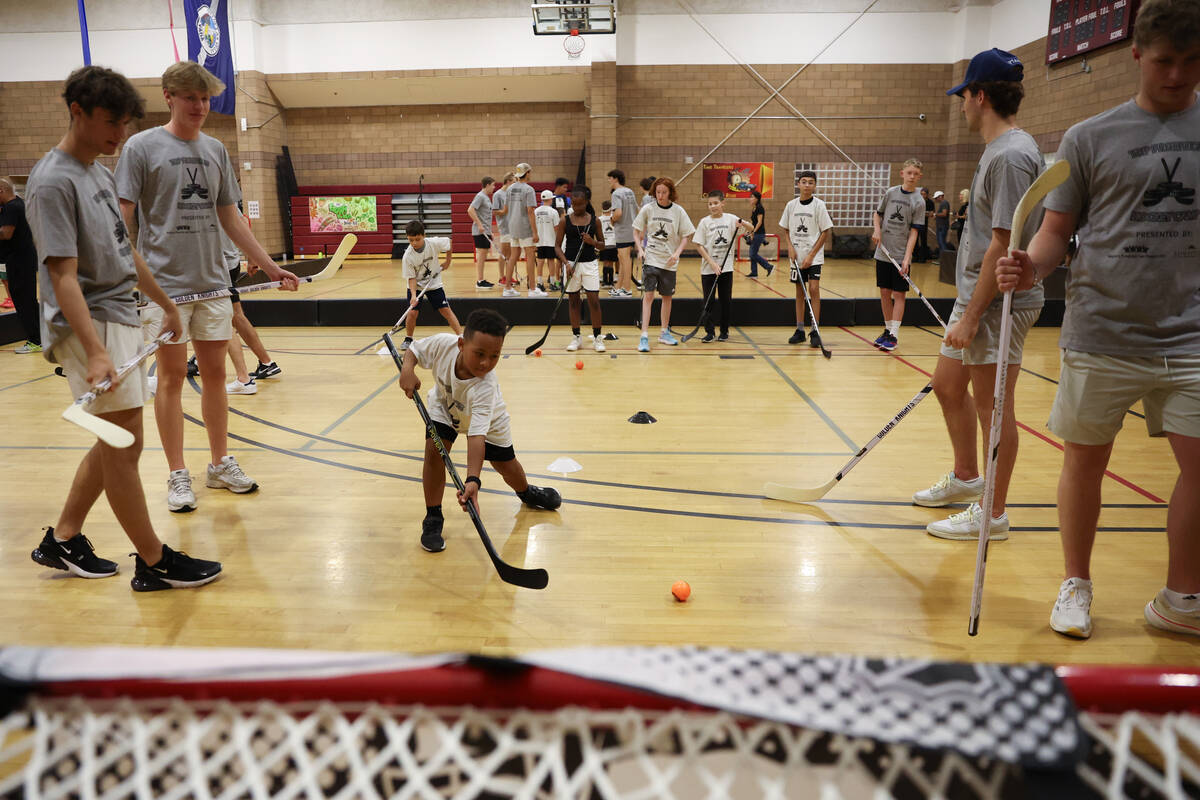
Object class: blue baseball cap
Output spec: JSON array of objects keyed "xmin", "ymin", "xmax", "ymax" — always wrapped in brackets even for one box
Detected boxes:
[{"xmin": 947, "ymin": 48, "xmax": 1024, "ymax": 96}]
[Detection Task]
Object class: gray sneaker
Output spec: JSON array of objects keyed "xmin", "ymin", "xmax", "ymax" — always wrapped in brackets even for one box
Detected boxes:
[
  {"xmin": 206, "ymin": 455, "xmax": 259, "ymax": 494},
  {"xmin": 1051, "ymin": 577, "xmax": 1093, "ymax": 639},
  {"xmin": 913, "ymin": 471, "xmax": 984, "ymax": 508},
  {"xmin": 167, "ymin": 469, "xmax": 197, "ymax": 513}
]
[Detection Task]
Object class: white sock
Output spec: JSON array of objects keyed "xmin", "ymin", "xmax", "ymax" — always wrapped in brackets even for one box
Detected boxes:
[
  {"xmin": 886, "ymin": 320, "xmax": 901, "ymax": 335},
  {"xmin": 1163, "ymin": 587, "xmax": 1200, "ymax": 611}
]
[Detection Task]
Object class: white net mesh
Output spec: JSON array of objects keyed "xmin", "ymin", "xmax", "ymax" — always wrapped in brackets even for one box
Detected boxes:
[{"xmin": 2, "ymin": 697, "xmax": 1196, "ymax": 799}]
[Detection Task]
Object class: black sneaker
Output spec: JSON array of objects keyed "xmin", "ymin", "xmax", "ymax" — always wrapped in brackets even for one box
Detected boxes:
[
  {"xmin": 421, "ymin": 516, "xmax": 445, "ymax": 553},
  {"xmin": 475, "ymin": 280, "xmax": 495, "ymax": 290},
  {"xmin": 130, "ymin": 544, "xmax": 222, "ymax": 591},
  {"xmin": 788, "ymin": 328, "xmax": 806, "ymax": 345},
  {"xmin": 521, "ymin": 485, "xmax": 562, "ymax": 511},
  {"xmin": 186, "ymin": 355, "xmax": 199, "ymax": 377},
  {"xmin": 808, "ymin": 330, "xmax": 822, "ymax": 349},
  {"xmin": 251, "ymin": 361, "xmax": 282, "ymax": 380},
  {"xmin": 31, "ymin": 527, "xmax": 118, "ymax": 579},
  {"xmin": 718, "ymin": 332, "xmax": 729, "ymax": 342},
  {"xmin": 701, "ymin": 332, "xmax": 715, "ymax": 343}
]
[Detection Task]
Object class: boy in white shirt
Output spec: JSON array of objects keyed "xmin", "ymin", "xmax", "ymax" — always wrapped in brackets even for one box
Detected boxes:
[
  {"xmin": 633, "ymin": 177, "xmax": 695, "ymax": 352},
  {"xmin": 399, "ymin": 220, "xmax": 462, "ymax": 351},
  {"xmin": 779, "ymin": 171, "xmax": 834, "ymax": 349},
  {"xmin": 534, "ymin": 189, "xmax": 562, "ymax": 291},
  {"xmin": 397, "ymin": 308, "xmax": 562, "ymax": 553},
  {"xmin": 693, "ymin": 190, "xmax": 753, "ymax": 342}
]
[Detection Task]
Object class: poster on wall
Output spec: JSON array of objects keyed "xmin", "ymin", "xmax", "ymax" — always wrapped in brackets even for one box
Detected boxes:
[
  {"xmin": 702, "ymin": 162, "xmax": 774, "ymax": 199},
  {"xmin": 308, "ymin": 196, "xmax": 378, "ymax": 233}
]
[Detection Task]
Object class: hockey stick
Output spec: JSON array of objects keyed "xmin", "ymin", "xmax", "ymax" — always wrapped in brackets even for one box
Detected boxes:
[
  {"xmin": 680, "ymin": 228, "xmax": 738, "ymax": 343},
  {"xmin": 791, "ymin": 258, "xmax": 832, "ymax": 359},
  {"xmin": 524, "ymin": 236, "xmax": 587, "ymax": 355},
  {"xmin": 878, "ymin": 242, "xmax": 949, "ymax": 330},
  {"xmin": 968, "ymin": 158, "xmax": 1070, "ymax": 637},
  {"xmin": 765, "ymin": 382, "xmax": 933, "ymax": 503},
  {"xmin": 61, "ymin": 331, "xmax": 176, "ymax": 447},
  {"xmin": 365, "ymin": 285, "xmax": 434, "ymax": 352},
  {"xmin": 167, "ymin": 233, "xmax": 357, "ymax": 306},
  {"xmin": 383, "ymin": 333, "xmax": 550, "ymax": 591}
]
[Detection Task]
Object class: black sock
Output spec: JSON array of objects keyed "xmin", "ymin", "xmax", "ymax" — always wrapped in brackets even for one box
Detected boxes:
[
  {"xmin": 425, "ymin": 505, "xmax": 443, "ymax": 519},
  {"xmin": 572, "ymin": 327, "xmax": 581, "ymax": 336},
  {"xmin": 592, "ymin": 327, "xmax": 602, "ymax": 338}
]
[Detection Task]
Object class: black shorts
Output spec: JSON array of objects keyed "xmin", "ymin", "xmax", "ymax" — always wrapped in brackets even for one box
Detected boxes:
[
  {"xmin": 789, "ymin": 262, "xmax": 821, "ymax": 284},
  {"xmin": 616, "ymin": 241, "xmax": 635, "ymax": 250},
  {"xmin": 875, "ymin": 259, "xmax": 909, "ymax": 292},
  {"xmin": 407, "ymin": 287, "xmax": 451, "ymax": 309},
  {"xmin": 536, "ymin": 246, "xmax": 557, "ymax": 260},
  {"xmin": 599, "ymin": 247, "xmax": 618, "ymax": 263},
  {"xmin": 473, "ymin": 234, "xmax": 492, "ymax": 250},
  {"xmin": 428, "ymin": 420, "xmax": 516, "ymax": 462},
  {"xmin": 228, "ymin": 267, "xmax": 242, "ymax": 303}
]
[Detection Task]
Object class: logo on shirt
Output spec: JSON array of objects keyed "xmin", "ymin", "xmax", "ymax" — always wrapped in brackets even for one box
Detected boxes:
[
  {"xmin": 180, "ymin": 167, "xmax": 210, "ymax": 201},
  {"xmin": 889, "ymin": 207, "xmax": 905, "ymax": 223},
  {"xmin": 794, "ymin": 222, "xmax": 809, "ymax": 236},
  {"xmin": 652, "ymin": 222, "xmax": 670, "ymax": 240},
  {"xmin": 713, "ymin": 230, "xmax": 729, "ymax": 247},
  {"xmin": 103, "ymin": 201, "xmax": 127, "ymax": 244},
  {"xmin": 1142, "ymin": 158, "xmax": 1195, "ymax": 208}
]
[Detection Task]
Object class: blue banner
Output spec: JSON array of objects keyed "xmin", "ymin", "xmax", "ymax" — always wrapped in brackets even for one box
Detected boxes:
[
  {"xmin": 184, "ymin": 0, "xmax": 235, "ymax": 115},
  {"xmin": 77, "ymin": 0, "xmax": 92, "ymax": 65}
]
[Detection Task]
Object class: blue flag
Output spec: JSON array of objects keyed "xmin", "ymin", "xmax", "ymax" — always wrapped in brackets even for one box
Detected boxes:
[{"xmin": 184, "ymin": 0, "xmax": 236, "ymax": 115}]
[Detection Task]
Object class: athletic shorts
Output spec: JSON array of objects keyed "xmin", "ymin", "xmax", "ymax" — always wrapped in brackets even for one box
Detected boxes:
[
  {"xmin": 407, "ymin": 287, "xmax": 450, "ymax": 310},
  {"xmin": 616, "ymin": 241, "xmax": 635, "ymax": 250},
  {"xmin": 938, "ymin": 305, "xmax": 1040, "ymax": 366},
  {"xmin": 642, "ymin": 266, "xmax": 677, "ymax": 296},
  {"xmin": 536, "ymin": 246, "xmax": 557, "ymax": 261},
  {"xmin": 473, "ymin": 234, "xmax": 491, "ymax": 250},
  {"xmin": 511, "ymin": 236, "xmax": 535, "ymax": 249},
  {"xmin": 875, "ymin": 259, "xmax": 909, "ymax": 292},
  {"xmin": 57, "ymin": 320, "xmax": 149, "ymax": 414},
  {"xmin": 565, "ymin": 260, "xmax": 600, "ymax": 293},
  {"xmin": 790, "ymin": 261, "xmax": 822, "ymax": 284},
  {"xmin": 498, "ymin": 233, "xmax": 512, "ymax": 245},
  {"xmin": 228, "ymin": 267, "xmax": 243, "ymax": 303},
  {"xmin": 599, "ymin": 247, "xmax": 618, "ymax": 263},
  {"xmin": 1049, "ymin": 350, "xmax": 1200, "ymax": 445},
  {"xmin": 142, "ymin": 296, "xmax": 233, "ymax": 344},
  {"xmin": 429, "ymin": 420, "xmax": 516, "ymax": 462}
]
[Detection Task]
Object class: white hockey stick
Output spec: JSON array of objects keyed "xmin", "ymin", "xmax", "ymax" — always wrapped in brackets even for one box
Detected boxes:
[
  {"xmin": 969, "ymin": 158, "xmax": 1070, "ymax": 637},
  {"xmin": 60, "ymin": 331, "xmax": 176, "ymax": 447},
  {"xmin": 371, "ymin": 285, "xmax": 432, "ymax": 354},
  {"xmin": 167, "ymin": 233, "xmax": 357, "ymax": 306},
  {"xmin": 878, "ymin": 242, "xmax": 949, "ymax": 330}
]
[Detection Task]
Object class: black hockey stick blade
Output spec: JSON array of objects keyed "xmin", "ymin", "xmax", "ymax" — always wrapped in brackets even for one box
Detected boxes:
[
  {"xmin": 524, "ymin": 287, "xmax": 569, "ymax": 355},
  {"xmin": 382, "ymin": 334, "xmax": 549, "ymax": 590}
]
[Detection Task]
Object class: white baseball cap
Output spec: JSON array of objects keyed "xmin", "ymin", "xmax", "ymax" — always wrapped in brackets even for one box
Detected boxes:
[
  {"xmin": 540, "ymin": 189, "xmax": 554, "ymax": 199},
  {"xmin": 514, "ymin": 162, "xmax": 532, "ymax": 178},
  {"xmin": 933, "ymin": 190, "xmax": 944, "ymax": 198}
]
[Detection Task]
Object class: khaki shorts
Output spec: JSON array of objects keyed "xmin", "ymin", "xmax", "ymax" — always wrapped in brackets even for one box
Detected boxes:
[
  {"xmin": 511, "ymin": 236, "xmax": 535, "ymax": 249},
  {"xmin": 939, "ymin": 305, "xmax": 1040, "ymax": 366},
  {"xmin": 57, "ymin": 320, "xmax": 150, "ymax": 414},
  {"xmin": 565, "ymin": 260, "xmax": 600, "ymax": 293},
  {"xmin": 141, "ymin": 297, "xmax": 233, "ymax": 344},
  {"xmin": 1049, "ymin": 349, "xmax": 1200, "ymax": 445},
  {"xmin": 498, "ymin": 233, "xmax": 512, "ymax": 245}
]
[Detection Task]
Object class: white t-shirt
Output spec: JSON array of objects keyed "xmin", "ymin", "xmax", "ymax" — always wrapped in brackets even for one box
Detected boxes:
[
  {"xmin": 693, "ymin": 212, "xmax": 742, "ymax": 275},
  {"xmin": 600, "ymin": 212, "xmax": 616, "ymax": 247},
  {"xmin": 401, "ymin": 236, "xmax": 451, "ymax": 291},
  {"xmin": 779, "ymin": 196, "xmax": 834, "ymax": 265},
  {"xmin": 409, "ymin": 333, "xmax": 511, "ymax": 444},
  {"xmin": 534, "ymin": 205, "xmax": 560, "ymax": 248},
  {"xmin": 634, "ymin": 202, "xmax": 696, "ymax": 271}
]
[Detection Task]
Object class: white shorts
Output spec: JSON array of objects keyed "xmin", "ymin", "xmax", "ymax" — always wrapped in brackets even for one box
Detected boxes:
[
  {"xmin": 511, "ymin": 236, "xmax": 535, "ymax": 249},
  {"xmin": 498, "ymin": 233, "xmax": 512, "ymax": 245},
  {"xmin": 57, "ymin": 320, "xmax": 150, "ymax": 414},
  {"xmin": 1049, "ymin": 350, "xmax": 1200, "ymax": 445},
  {"xmin": 141, "ymin": 297, "xmax": 233, "ymax": 344},
  {"xmin": 565, "ymin": 260, "xmax": 600, "ymax": 293},
  {"xmin": 939, "ymin": 305, "xmax": 1040, "ymax": 366},
  {"xmin": 428, "ymin": 394, "xmax": 514, "ymax": 448}
]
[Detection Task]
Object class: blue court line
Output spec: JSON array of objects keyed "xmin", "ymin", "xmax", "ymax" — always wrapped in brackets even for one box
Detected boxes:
[
  {"xmin": 735, "ymin": 325, "xmax": 858, "ymax": 451},
  {"xmin": 0, "ymin": 373, "xmax": 54, "ymax": 393},
  {"xmin": 298, "ymin": 374, "xmax": 396, "ymax": 451},
  {"xmin": 180, "ymin": 412, "xmax": 1165, "ymax": 533}
]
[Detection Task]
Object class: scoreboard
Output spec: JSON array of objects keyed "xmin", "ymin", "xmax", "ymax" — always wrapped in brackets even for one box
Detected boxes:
[{"xmin": 1046, "ymin": 0, "xmax": 1140, "ymax": 64}]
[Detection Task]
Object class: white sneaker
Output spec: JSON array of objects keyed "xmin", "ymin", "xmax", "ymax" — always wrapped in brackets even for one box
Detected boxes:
[
  {"xmin": 205, "ymin": 455, "xmax": 258, "ymax": 494},
  {"xmin": 226, "ymin": 378, "xmax": 257, "ymax": 395},
  {"xmin": 1051, "ymin": 577, "xmax": 1093, "ymax": 639},
  {"xmin": 593, "ymin": 336, "xmax": 606, "ymax": 353},
  {"xmin": 167, "ymin": 469, "xmax": 197, "ymax": 513},
  {"xmin": 566, "ymin": 335, "xmax": 582, "ymax": 352},
  {"xmin": 530, "ymin": 287, "xmax": 548, "ymax": 297},
  {"xmin": 913, "ymin": 471, "xmax": 985, "ymax": 507},
  {"xmin": 502, "ymin": 287, "xmax": 520, "ymax": 297},
  {"xmin": 925, "ymin": 502, "xmax": 1009, "ymax": 541}
]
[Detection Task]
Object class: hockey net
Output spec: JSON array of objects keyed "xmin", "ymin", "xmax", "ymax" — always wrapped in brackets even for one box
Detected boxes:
[{"xmin": 0, "ymin": 646, "xmax": 1196, "ymax": 800}]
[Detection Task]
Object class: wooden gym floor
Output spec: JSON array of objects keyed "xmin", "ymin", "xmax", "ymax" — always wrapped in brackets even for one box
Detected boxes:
[{"xmin": 0, "ymin": 256, "xmax": 1187, "ymax": 669}]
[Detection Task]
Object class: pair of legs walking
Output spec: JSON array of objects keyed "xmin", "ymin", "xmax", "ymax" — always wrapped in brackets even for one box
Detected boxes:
[
  {"xmin": 747, "ymin": 232, "xmax": 773, "ymax": 277},
  {"xmin": 638, "ymin": 267, "xmax": 677, "ymax": 351},
  {"xmin": 700, "ymin": 271, "xmax": 732, "ymax": 342}
]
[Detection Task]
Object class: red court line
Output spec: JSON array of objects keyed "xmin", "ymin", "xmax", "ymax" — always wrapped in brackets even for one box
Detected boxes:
[
  {"xmin": 838, "ymin": 325, "xmax": 1167, "ymax": 504},
  {"xmin": 737, "ymin": 270, "xmax": 790, "ymax": 298}
]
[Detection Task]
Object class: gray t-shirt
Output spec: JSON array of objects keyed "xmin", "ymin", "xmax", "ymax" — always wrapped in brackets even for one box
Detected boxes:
[
  {"xmin": 506, "ymin": 181, "xmax": 536, "ymax": 239},
  {"xmin": 469, "ymin": 189, "xmax": 492, "ymax": 236},
  {"xmin": 956, "ymin": 128, "xmax": 1045, "ymax": 312},
  {"xmin": 936, "ymin": 199, "xmax": 951, "ymax": 232},
  {"xmin": 116, "ymin": 127, "xmax": 241, "ymax": 296},
  {"xmin": 611, "ymin": 185, "xmax": 637, "ymax": 242},
  {"xmin": 493, "ymin": 187, "xmax": 509, "ymax": 235},
  {"xmin": 26, "ymin": 148, "xmax": 140, "ymax": 363},
  {"xmin": 1048, "ymin": 97, "xmax": 1200, "ymax": 357},
  {"xmin": 873, "ymin": 185, "xmax": 923, "ymax": 263}
]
